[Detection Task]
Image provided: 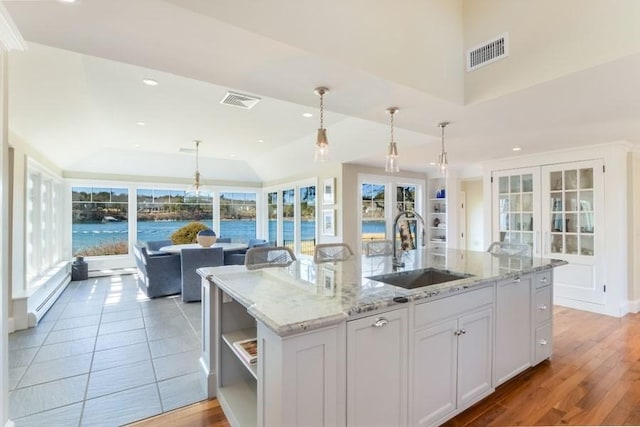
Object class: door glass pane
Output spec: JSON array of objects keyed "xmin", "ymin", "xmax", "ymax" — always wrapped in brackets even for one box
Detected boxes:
[
  {"xmin": 510, "ymin": 175, "xmax": 521, "ymax": 192},
  {"xmin": 566, "ymin": 235, "xmax": 578, "ymax": 255},
  {"xmin": 522, "ymin": 232, "xmax": 533, "ymax": 246},
  {"xmin": 551, "ymin": 234, "xmax": 563, "ymax": 253},
  {"xmin": 499, "ymin": 195, "xmax": 510, "ymax": 213},
  {"xmin": 565, "ymin": 192, "xmax": 577, "ymax": 211},
  {"xmin": 522, "ymin": 213, "xmax": 533, "ymax": 231},
  {"xmin": 550, "ymin": 193, "xmax": 562, "ymax": 211},
  {"xmin": 510, "ymin": 213, "xmax": 522, "ymax": 231},
  {"xmin": 551, "ymin": 213, "xmax": 564, "ymax": 232},
  {"xmin": 550, "ymin": 171, "xmax": 563, "ymax": 191},
  {"xmin": 565, "ymin": 170, "xmax": 577, "ymax": 190},
  {"xmin": 565, "ymin": 213, "xmax": 577, "ymax": 233},
  {"xmin": 510, "ymin": 195, "xmax": 521, "ymax": 211},
  {"xmin": 580, "ymin": 190, "xmax": 593, "ymax": 211},
  {"xmin": 580, "ymin": 168, "xmax": 594, "ymax": 189},
  {"xmin": 499, "ymin": 176, "xmax": 509, "ymax": 194},
  {"xmin": 581, "ymin": 235, "xmax": 594, "ymax": 256},
  {"xmin": 522, "ymin": 174, "xmax": 533, "ymax": 192},
  {"xmin": 580, "ymin": 213, "xmax": 594, "ymax": 234},
  {"xmin": 522, "ymin": 193, "xmax": 533, "ymax": 212}
]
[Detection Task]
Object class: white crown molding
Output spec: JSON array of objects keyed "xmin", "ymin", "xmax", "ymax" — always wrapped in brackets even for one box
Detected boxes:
[{"xmin": 0, "ymin": 3, "xmax": 25, "ymax": 51}]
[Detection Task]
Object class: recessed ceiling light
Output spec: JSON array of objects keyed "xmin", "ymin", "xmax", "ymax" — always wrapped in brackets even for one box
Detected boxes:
[
  {"xmin": 133, "ymin": 144, "xmax": 140, "ymax": 148},
  {"xmin": 429, "ymin": 162, "xmax": 436, "ymax": 166},
  {"xmin": 58, "ymin": 0, "xmax": 77, "ymax": 3},
  {"xmin": 512, "ymin": 147, "xmax": 521, "ymax": 152},
  {"xmin": 136, "ymin": 121, "xmax": 145, "ymax": 126},
  {"xmin": 257, "ymin": 139, "xmax": 264, "ymax": 143},
  {"xmin": 142, "ymin": 79, "xmax": 158, "ymax": 86},
  {"xmin": 302, "ymin": 113, "xmax": 313, "ymax": 118},
  {"xmin": 230, "ymin": 154, "xmax": 237, "ymax": 158}
]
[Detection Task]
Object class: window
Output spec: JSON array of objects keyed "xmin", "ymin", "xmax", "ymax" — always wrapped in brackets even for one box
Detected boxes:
[
  {"xmin": 361, "ymin": 183, "xmax": 386, "ymax": 247},
  {"xmin": 299, "ymin": 185, "xmax": 316, "ymax": 255},
  {"xmin": 267, "ymin": 192, "xmax": 277, "ymax": 245},
  {"xmin": 282, "ymin": 189, "xmax": 295, "ymax": 250},
  {"xmin": 396, "ymin": 184, "xmax": 417, "ymax": 250},
  {"xmin": 359, "ymin": 176, "xmax": 424, "ymax": 254},
  {"xmin": 72, "ymin": 187, "xmax": 129, "ymax": 256},
  {"xmin": 264, "ymin": 181, "xmax": 317, "ymax": 255},
  {"xmin": 26, "ymin": 164, "xmax": 64, "ymax": 285},
  {"xmin": 219, "ymin": 192, "xmax": 257, "ymax": 242},
  {"xmin": 136, "ymin": 188, "xmax": 213, "ymax": 244}
]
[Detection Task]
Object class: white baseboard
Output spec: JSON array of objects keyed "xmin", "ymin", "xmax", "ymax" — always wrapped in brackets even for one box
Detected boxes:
[
  {"xmin": 554, "ymin": 296, "xmax": 622, "ymax": 317},
  {"xmin": 625, "ymin": 299, "xmax": 640, "ymax": 314}
]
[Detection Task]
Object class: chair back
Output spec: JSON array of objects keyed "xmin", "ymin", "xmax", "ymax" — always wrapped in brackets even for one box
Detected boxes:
[
  {"xmin": 146, "ymin": 239, "xmax": 172, "ymax": 251},
  {"xmin": 364, "ymin": 240, "xmax": 393, "ymax": 257},
  {"xmin": 180, "ymin": 247, "xmax": 224, "ymax": 302},
  {"xmin": 313, "ymin": 243, "xmax": 354, "ymax": 263},
  {"xmin": 487, "ymin": 241, "xmax": 531, "ymax": 257},
  {"xmin": 245, "ymin": 246, "xmax": 296, "ymax": 270}
]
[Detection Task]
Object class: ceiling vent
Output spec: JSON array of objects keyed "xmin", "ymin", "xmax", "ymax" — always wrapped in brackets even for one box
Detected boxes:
[
  {"xmin": 466, "ymin": 33, "xmax": 509, "ymax": 72},
  {"xmin": 220, "ymin": 91, "xmax": 261, "ymax": 109}
]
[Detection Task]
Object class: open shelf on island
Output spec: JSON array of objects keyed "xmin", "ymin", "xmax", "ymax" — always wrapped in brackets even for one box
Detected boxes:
[
  {"xmin": 217, "ymin": 379, "xmax": 258, "ymax": 427},
  {"xmin": 222, "ymin": 327, "xmax": 258, "ymax": 380}
]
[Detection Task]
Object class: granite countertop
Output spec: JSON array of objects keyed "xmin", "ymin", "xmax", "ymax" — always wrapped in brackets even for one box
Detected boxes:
[{"xmin": 198, "ymin": 249, "xmax": 566, "ymax": 337}]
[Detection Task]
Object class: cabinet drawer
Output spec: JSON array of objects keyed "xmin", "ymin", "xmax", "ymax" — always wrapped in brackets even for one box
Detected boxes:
[
  {"xmin": 535, "ymin": 270, "xmax": 552, "ymax": 289},
  {"xmin": 534, "ymin": 323, "xmax": 552, "ymax": 364},
  {"xmin": 415, "ymin": 286, "xmax": 493, "ymax": 329},
  {"xmin": 534, "ymin": 287, "xmax": 552, "ymax": 325}
]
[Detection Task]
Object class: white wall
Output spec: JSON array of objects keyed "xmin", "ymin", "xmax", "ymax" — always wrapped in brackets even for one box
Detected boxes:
[
  {"xmin": 1, "ymin": 50, "xmax": 10, "ymax": 427},
  {"xmin": 464, "ymin": 0, "xmax": 640, "ymax": 103},
  {"xmin": 628, "ymin": 151, "xmax": 640, "ymax": 312},
  {"xmin": 461, "ymin": 178, "xmax": 484, "ymax": 251}
]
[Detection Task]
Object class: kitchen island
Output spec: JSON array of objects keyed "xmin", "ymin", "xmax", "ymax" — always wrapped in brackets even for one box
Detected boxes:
[{"xmin": 198, "ymin": 249, "xmax": 566, "ymax": 427}]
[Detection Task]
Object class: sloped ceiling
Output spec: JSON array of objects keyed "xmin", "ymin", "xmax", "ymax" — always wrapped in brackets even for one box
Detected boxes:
[{"xmin": 4, "ymin": 0, "xmax": 640, "ymax": 183}]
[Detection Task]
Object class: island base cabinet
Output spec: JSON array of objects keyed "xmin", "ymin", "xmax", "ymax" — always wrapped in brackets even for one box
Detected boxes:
[
  {"xmin": 413, "ymin": 308, "xmax": 493, "ymax": 427},
  {"xmin": 347, "ymin": 308, "xmax": 408, "ymax": 427},
  {"xmin": 257, "ymin": 322, "xmax": 346, "ymax": 427}
]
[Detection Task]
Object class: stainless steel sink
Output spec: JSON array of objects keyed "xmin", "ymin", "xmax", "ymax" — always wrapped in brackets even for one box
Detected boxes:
[{"xmin": 368, "ymin": 268, "xmax": 473, "ymax": 290}]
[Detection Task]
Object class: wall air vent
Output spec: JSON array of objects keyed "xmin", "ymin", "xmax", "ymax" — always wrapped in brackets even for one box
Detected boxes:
[
  {"xmin": 220, "ymin": 91, "xmax": 261, "ymax": 109},
  {"xmin": 467, "ymin": 33, "xmax": 509, "ymax": 72}
]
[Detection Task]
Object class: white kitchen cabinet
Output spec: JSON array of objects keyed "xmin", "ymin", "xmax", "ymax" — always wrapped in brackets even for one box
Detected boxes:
[
  {"xmin": 347, "ymin": 308, "xmax": 408, "ymax": 427},
  {"xmin": 413, "ymin": 287, "xmax": 493, "ymax": 427},
  {"xmin": 532, "ymin": 270, "xmax": 553, "ymax": 365},
  {"xmin": 494, "ymin": 273, "xmax": 532, "ymax": 386}
]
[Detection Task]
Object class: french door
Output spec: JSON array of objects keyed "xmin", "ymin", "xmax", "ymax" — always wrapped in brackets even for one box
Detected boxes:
[
  {"xmin": 492, "ymin": 160, "xmax": 605, "ymax": 306},
  {"xmin": 541, "ymin": 160, "xmax": 605, "ymax": 305}
]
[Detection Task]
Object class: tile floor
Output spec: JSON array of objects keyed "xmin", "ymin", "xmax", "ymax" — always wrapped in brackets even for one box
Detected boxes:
[{"xmin": 8, "ymin": 274, "xmax": 206, "ymax": 426}]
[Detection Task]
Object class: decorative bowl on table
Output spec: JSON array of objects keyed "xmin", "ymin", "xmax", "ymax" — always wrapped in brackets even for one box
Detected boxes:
[{"xmin": 196, "ymin": 229, "xmax": 217, "ymax": 247}]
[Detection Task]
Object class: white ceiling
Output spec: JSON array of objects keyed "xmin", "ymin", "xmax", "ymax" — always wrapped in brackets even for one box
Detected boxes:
[{"xmin": 4, "ymin": 0, "xmax": 640, "ymax": 183}]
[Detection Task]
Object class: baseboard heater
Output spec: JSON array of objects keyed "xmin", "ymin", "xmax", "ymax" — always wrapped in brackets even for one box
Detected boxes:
[{"xmin": 27, "ymin": 263, "xmax": 71, "ymax": 327}]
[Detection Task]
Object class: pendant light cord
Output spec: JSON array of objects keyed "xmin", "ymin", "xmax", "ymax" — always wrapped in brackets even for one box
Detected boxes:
[{"xmin": 319, "ymin": 92, "xmax": 324, "ymax": 130}]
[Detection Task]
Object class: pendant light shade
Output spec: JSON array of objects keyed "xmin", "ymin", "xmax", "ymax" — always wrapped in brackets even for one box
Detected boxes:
[
  {"xmin": 438, "ymin": 122, "xmax": 450, "ymax": 177},
  {"xmin": 314, "ymin": 87, "xmax": 329, "ymax": 162},
  {"xmin": 185, "ymin": 140, "xmax": 206, "ymax": 198},
  {"xmin": 385, "ymin": 107, "xmax": 399, "ymax": 173}
]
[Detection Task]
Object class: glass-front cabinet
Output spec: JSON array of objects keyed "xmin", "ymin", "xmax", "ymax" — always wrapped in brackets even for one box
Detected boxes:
[
  {"xmin": 492, "ymin": 168, "xmax": 540, "ymax": 255},
  {"xmin": 547, "ymin": 168, "xmax": 595, "ymax": 257},
  {"xmin": 492, "ymin": 160, "xmax": 604, "ymax": 306}
]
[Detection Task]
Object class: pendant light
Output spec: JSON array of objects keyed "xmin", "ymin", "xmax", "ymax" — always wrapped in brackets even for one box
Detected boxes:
[
  {"xmin": 385, "ymin": 107, "xmax": 399, "ymax": 173},
  {"xmin": 438, "ymin": 122, "xmax": 450, "ymax": 177},
  {"xmin": 185, "ymin": 140, "xmax": 205, "ymax": 198},
  {"xmin": 314, "ymin": 87, "xmax": 329, "ymax": 162}
]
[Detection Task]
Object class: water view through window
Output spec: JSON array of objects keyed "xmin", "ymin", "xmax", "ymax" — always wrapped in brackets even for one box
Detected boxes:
[
  {"xmin": 136, "ymin": 188, "xmax": 214, "ymax": 245},
  {"xmin": 72, "ymin": 187, "xmax": 129, "ymax": 256}
]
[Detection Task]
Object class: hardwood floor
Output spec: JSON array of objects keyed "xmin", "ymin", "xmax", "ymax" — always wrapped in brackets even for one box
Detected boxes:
[{"xmin": 129, "ymin": 306, "xmax": 640, "ymax": 426}]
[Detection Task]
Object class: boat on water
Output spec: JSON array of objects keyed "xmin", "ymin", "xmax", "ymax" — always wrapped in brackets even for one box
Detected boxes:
[{"xmin": 101, "ymin": 216, "xmax": 119, "ymax": 223}]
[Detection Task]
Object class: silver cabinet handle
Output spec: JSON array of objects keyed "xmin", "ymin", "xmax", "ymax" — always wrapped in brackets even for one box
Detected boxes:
[
  {"xmin": 514, "ymin": 276, "xmax": 521, "ymax": 283},
  {"xmin": 454, "ymin": 329, "xmax": 467, "ymax": 336},
  {"xmin": 540, "ymin": 277, "xmax": 549, "ymax": 284},
  {"xmin": 539, "ymin": 339, "xmax": 548, "ymax": 345},
  {"xmin": 460, "ymin": 329, "xmax": 466, "ymax": 335},
  {"xmin": 372, "ymin": 318, "xmax": 388, "ymax": 328},
  {"xmin": 454, "ymin": 330, "xmax": 460, "ymax": 336},
  {"xmin": 538, "ymin": 304, "xmax": 548, "ymax": 310}
]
